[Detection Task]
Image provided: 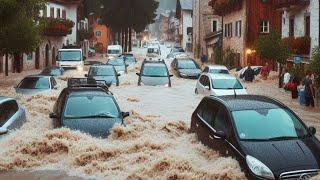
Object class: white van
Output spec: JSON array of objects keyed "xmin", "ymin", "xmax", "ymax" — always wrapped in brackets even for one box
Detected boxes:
[
  {"xmin": 146, "ymin": 46, "xmax": 161, "ymax": 60},
  {"xmin": 57, "ymin": 48, "xmax": 84, "ymax": 70},
  {"xmin": 107, "ymin": 45, "xmax": 122, "ymax": 57}
]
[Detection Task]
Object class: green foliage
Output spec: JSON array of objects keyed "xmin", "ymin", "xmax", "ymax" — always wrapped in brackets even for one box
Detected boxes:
[
  {"xmin": 223, "ymin": 47, "xmax": 237, "ymax": 68},
  {"xmin": 255, "ymin": 30, "xmax": 291, "ymax": 65},
  {"xmin": 290, "ymin": 64, "xmax": 304, "ymax": 80},
  {"xmin": 309, "ymin": 47, "xmax": 320, "ymax": 77},
  {"xmin": 78, "ymin": 28, "xmax": 94, "ymax": 41}
]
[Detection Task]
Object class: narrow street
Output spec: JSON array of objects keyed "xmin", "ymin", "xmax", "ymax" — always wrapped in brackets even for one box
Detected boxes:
[{"xmin": 0, "ymin": 45, "xmax": 319, "ymax": 179}]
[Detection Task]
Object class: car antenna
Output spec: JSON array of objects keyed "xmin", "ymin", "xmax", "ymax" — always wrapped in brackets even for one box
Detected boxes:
[{"xmin": 234, "ymin": 89, "xmax": 237, "ymax": 98}]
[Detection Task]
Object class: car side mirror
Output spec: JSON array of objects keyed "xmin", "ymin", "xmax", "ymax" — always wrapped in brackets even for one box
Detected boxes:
[
  {"xmin": 84, "ymin": 74, "xmax": 88, "ymax": 77},
  {"xmin": 122, "ymin": 112, "xmax": 130, "ymax": 118},
  {"xmin": 309, "ymin": 127, "xmax": 316, "ymax": 135},
  {"xmin": 49, "ymin": 112, "xmax": 59, "ymax": 119},
  {"xmin": 136, "ymin": 72, "xmax": 140, "ymax": 76},
  {"xmin": 169, "ymin": 74, "xmax": 174, "ymax": 77},
  {"xmin": 204, "ymin": 86, "xmax": 210, "ymax": 90},
  {"xmin": 117, "ymin": 73, "xmax": 121, "ymax": 76},
  {"xmin": 0, "ymin": 128, "xmax": 8, "ymax": 135},
  {"xmin": 215, "ymin": 130, "xmax": 226, "ymax": 139}
]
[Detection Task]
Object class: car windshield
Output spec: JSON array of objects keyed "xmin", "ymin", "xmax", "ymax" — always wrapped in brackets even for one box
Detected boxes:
[
  {"xmin": 108, "ymin": 58, "xmax": 124, "ymax": 66},
  {"xmin": 89, "ymin": 67, "xmax": 115, "ymax": 76},
  {"xmin": 178, "ymin": 60, "xmax": 198, "ymax": 69},
  {"xmin": 232, "ymin": 108, "xmax": 309, "ymax": 141},
  {"xmin": 210, "ymin": 69, "xmax": 229, "ymax": 74},
  {"xmin": 59, "ymin": 51, "xmax": 81, "ymax": 61},
  {"xmin": 108, "ymin": 50, "xmax": 120, "ymax": 54},
  {"xmin": 64, "ymin": 95, "xmax": 119, "ymax": 118},
  {"xmin": 143, "ymin": 65, "xmax": 168, "ymax": 77},
  {"xmin": 212, "ymin": 78, "xmax": 243, "ymax": 89},
  {"xmin": 18, "ymin": 77, "xmax": 50, "ymax": 89}
]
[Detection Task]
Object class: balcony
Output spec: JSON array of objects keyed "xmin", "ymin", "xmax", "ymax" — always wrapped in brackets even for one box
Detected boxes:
[
  {"xmin": 274, "ymin": 0, "xmax": 310, "ymax": 10},
  {"xmin": 40, "ymin": 17, "xmax": 74, "ymax": 36}
]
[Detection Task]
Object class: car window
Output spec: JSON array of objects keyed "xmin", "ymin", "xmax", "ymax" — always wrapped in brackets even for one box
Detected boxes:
[
  {"xmin": 107, "ymin": 58, "xmax": 124, "ymax": 66},
  {"xmin": 232, "ymin": 108, "xmax": 309, "ymax": 140},
  {"xmin": 202, "ymin": 101, "xmax": 219, "ymax": 125},
  {"xmin": 59, "ymin": 51, "xmax": 81, "ymax": 61},
  {"xmin": 196, "ymin": 99, "xmax": 207, "ymax": 118},
  {"xmin": 178, "ymin": 60, "xmax": 197, "ymax": 69},
  {"xmin": 212, "ymin": 78, "xmax": 243, "ymax": 89},
  {"xmin": 18, "ymin": 77, "xmax": 50, "ymax": 89},
  {"xmin": 89, "ymin": 66, "xmax": 115, "ymax": 76},
  {"xmin": 213, "ymin": 107, "xmax": 231, "ymax": 136},
  {"xmin": 51, "ymin": 77, "xmax": 57, "ymax": 87},
  {"xmin": 203, "ymin": 67, "xmax": 209, "ymax": 72},
  {"xmin": 203, "ymin": 76, "xmax": 210, "ymax": 87},
  {"xmin": 64, "ymin": 95, "xmax": 119, "ymax": 118},
  {"xmin": 0, "ymin": 100, "xmax": 19, "ymax": 127},
  {"xmin": 199, "ymin": 75, "xmax": 206, "ymax": 85},
  {"xmin": 142, "ymin": 65, "xmax": 168, "ymax": 77}
]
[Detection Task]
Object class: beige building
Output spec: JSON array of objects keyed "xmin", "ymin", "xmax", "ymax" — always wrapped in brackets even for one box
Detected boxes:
[{"xmin": 193, "ymin": 0, "xmax": 221, "ymax": 60}]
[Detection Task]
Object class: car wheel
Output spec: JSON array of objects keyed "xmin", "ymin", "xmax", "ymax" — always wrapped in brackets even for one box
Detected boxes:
[{"xmin": 195, "ymin": 88, "xmax": 198, "ymax": 94}]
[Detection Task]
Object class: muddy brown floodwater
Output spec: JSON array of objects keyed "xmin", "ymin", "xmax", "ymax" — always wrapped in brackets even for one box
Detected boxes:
[{"xmin": 0, "ymin": 49, "xmax": 319, "ymax": 179}]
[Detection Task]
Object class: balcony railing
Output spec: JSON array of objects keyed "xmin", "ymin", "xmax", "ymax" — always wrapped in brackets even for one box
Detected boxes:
[
  {"xmin": 274, "ymin": 0, "xmax": 310, "ymax": 10},
  {"xmin": 40, "ymin": 17, "xmax": 74, "ymax": 36}
]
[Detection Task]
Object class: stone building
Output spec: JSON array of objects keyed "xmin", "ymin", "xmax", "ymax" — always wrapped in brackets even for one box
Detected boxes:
[
  {"xmin": 193, "ymin": 0, "xmax": 221, "ymax": 60},
  {"xmin": 0, "ymin": 0, "xmax": 81, "ymax": 74}
]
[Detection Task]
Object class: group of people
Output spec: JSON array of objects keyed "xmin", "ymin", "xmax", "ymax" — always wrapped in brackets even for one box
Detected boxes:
[
  {"xmin": 283, "ymin": 70, "xmax": 316, "ymax": 108},
  {"xmin": 242, "ymin": 62, "xmax": 270, "ymax": 82}
]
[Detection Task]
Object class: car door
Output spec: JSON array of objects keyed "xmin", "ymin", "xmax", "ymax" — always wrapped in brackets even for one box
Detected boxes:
[
  {"xmin": 52, "ymin": 90, "xmax": 67, "ymax": 127},
  {"xmin": 207, "ymin": 103, "xmax": 233, "ymax": 156}
]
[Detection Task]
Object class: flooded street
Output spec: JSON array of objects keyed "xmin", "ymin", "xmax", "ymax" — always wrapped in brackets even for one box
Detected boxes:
[{"xmin": 0, "ymin": 46, "xmax": 319, "ymax": 179}]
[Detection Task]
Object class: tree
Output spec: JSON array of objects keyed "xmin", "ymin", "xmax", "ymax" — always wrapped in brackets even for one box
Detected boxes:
[
  {"xmin": 309, "ymin": 47, "xmax": 320, "ymax": 86},
  {"xmin": 0, "ymin": 0, "xmax": 46, "ymax": 75},
  {"xmin": 255, "ymin": 30, "xmax": 291, "ymax": 87}
]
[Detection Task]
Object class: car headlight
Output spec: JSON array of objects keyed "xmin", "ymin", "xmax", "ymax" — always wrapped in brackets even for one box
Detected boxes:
[
  {"xmin": 180, "ymin": 73, "xmax": 187, "ymax": 77},
  {"xmin": 246, "ymin": 155, "xmax": 274, "ymax": 179}
]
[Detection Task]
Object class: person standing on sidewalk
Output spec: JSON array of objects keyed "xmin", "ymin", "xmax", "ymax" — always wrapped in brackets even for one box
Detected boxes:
[{"xmin": 303, "ymin": 72, "xmax": 315, "ymax": 107}]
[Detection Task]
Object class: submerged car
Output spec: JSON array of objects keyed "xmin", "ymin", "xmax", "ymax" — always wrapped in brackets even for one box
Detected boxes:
[
  {"xmin": 0, "ymin": 97, "xmax": 26, "ymax": 135},
  {"xmin": 203, "ymin": 65, "xmax": 230, "ymax": 74},
  {"xmin": 40, "ymin": 66, "xmax": 64, "ymax": 76},
  {"xmin": 171, "ymin": 58, "xmax": 202, "ymax": 79},
  {"xmin": 50, "ymin": 78, "xmax": 129, "ymax": 138},
  {"xmin": 191, "ymin": 95, "xmax": 320, "ymax": 180},
  {"xmin": 136, "ymin": 60, "xmax": 173, "ymax": 87},
  {"xmin": 122, "ymin": 53, "xmax": 137, "ymax": 65},
  {"xmin": 238, "ymin": 66, "xmax": 262, "ymax": 79},
  {"xmin": 85, "ymin": 65, "xmax": 120, "ymax": 86},
  {"xmin": 106, "ymin": 57, "xmax": 128, "ymax": 74},
  {"xmin": 15, "ymin": 75, "xmax": 58, "ymax": 95},
  {"xmin": 195, "ymin": 73, "xmax": 247, "ymax": 96}
]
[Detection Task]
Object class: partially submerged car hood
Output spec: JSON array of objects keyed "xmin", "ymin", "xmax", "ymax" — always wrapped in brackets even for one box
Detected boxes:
[
  {"xmin": 63, "ymin": 118, "xmax": 123, "ymax": 138},
  {"xmin": 240, "ymin": 138, "xmax": 320, "ymax": 173},
  {"xmin": 141, "ymin": 76, "xmax": 169, "ymax": 86}
]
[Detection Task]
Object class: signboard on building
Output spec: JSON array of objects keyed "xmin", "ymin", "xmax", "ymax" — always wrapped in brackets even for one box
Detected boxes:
[{"xmin": 293, "ymin": 55, "xmax": 302, "ymax": 64}]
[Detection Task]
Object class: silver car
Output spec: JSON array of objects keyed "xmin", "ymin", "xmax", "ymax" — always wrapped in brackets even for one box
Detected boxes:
[
  {"xmin": 195, "ymin": 73, "xmax": 248, "ymax": 96},
  {"xmin": 0, "ymin": 97, "xmax": 26, "ymax": 135},
  {"xmin": 15, "ymin": 75, "xmax": 58, "ymax": 95},
  {"xmin": 106, "ymin": 57, "xmax": 128, "ymax": 75},
  {"xmin": 85, "ymin": 65, "xmax": 120, "ymax": 86}
]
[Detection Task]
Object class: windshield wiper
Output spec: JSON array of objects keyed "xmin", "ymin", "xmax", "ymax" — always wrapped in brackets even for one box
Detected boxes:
[
  {"xmin": 267, "ymin": 136, "xmax": 299, "ymax": 141},
  {"xmin": 67, "ymin": 112, "xmax": 118, "ymax": 119}
]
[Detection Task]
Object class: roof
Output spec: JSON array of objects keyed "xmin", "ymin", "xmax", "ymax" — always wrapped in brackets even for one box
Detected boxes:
[
  {"xmin": 209, "ymin": 95, "xmax": 283, "ymax": 111},
  {"xmin": 180, "ymin": 0, "xmax": 193, "ymax": 10},
  {"xmin": 58, "ymin": 49, "xmax": 82, "ymax": 52},
  {"xmin": 206, "ymin": 65, "xmax": 228, "ymax": 70}
]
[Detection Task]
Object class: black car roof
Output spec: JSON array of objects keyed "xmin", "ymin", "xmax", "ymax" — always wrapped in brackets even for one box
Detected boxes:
[{"xmin": 208, "ymin": 95, "xmax": 284, "ymax": 111}]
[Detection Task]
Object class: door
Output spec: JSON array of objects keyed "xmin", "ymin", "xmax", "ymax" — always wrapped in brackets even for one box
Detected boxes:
[
  {"xmin": 207, "ymin": 104, "xmax": 231, "ymax": 155},
  {"xmin": 52, "ymin": 47, "xmax": 56, "ymax": 65}
]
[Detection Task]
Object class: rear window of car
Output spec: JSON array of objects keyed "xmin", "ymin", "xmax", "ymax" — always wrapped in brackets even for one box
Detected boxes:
[
  {"xmin": 212, "ymin": 78, "xmax": 243, "ymax": 89},
  {"xmin": 89, "ymin": 66, "xmax": 115, "ymax": 76},
  {"xmin": 18, "ymin": 77, "xmax": 50, "ymax": 89}
]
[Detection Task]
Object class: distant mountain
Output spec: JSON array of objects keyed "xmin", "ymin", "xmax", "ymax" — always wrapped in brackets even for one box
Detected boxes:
[{"xmin": 157, "ymin": 0, "xmax": 176, "ymax": 11}]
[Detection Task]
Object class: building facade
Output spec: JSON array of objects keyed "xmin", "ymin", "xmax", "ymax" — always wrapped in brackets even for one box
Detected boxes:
[
  {"xmin": 210, "ymin": 0, "xmax": 282, "ymax": 67},
  {"xmin": 0, "ymin": 0, "xmax": 80, "ymax": 74},
  {"xmin": 276, "ymin": 0, "xmax": 319, "ymax": 60},
  {"xmin": 176, "ymin": 0, "xmax": 193, "ymax": 51},
  {"xmin": 193, "ymin": 0, "xmax": 221, "ymax": 60}
]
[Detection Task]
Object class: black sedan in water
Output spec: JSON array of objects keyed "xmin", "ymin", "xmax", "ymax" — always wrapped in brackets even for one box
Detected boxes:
[
  {"xmin": 191, "ymin": 95, "xmax": 320, "ymax": 179},
  {"xmin": 171, "ymin": 58, "xmax": 202, "ymax": 79},
  {"xmin": 136, "ymin": 60, "xmax": 173, "ymax": 87},
  {"xmin": 85, "ymin": 65, "xmax": 120, "ymax": 86},
  {"xmin": 50, "ymin": 78, "xmax": 129, "ymax": 138}
]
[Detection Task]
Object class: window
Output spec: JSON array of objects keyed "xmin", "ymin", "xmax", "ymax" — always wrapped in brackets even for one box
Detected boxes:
[
  {"xmin": 260, "ymin": 20, "xmax": 269, "ymax": 33},
  {"xmin": 202, "ymin": 102, "xmax": 218, "ymax": 125},
  {"xmin": 57, "ymin": 8, "xmax": 61, "ymax": 18},
  {"xmin": 95, "ymin": 31, "xmax": 102, "ymax": 37},
  {"xmin": 213, "ymin": 108, "xmax": 230, "ymax": 136},
  {"xmin": 62, "ymin": 10, "xmax": 66, "ymax": 19},
  {"xmin": 212, "ymin": 20, "xmax": 218, "ymax": 32},
  {"xmin": 235, "ymin": 21, "xmax": 242, "ymax": 37},
  {"xmin": 305, "ymin": 16, "xmax": 310, "ymax": 37},
  {"xmin": 224, "ymin": 23, "xmax": 232, "ymax": 37},
  {"xmin": 0, "ymin": 100, "xmax": 19, "ymax": 127},
  {"xmin": 289, "ymin": 18, "xmax": 294, "ymax": 37},
  {"xmin": 50, "ymin": 7, "xmax": 54, "ymax": 18},
  {"xmin": 43, "ymin": 6, "xmax": 47, "ymax": 17}
]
